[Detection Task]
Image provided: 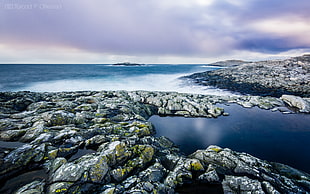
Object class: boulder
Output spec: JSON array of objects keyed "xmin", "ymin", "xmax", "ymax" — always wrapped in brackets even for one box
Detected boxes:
[
  {"xmin": 222, "ymin": 175, "xmax": 265, "ymax": 193},
  {"xmin": 281, "ymin": 95, "xmax": 310, "ymax": 113}
]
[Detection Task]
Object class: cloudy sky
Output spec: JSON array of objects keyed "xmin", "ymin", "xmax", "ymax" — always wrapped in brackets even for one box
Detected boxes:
[{"xmin": 0, "ymin": 0, "xmax": 310, "ymax": 64}]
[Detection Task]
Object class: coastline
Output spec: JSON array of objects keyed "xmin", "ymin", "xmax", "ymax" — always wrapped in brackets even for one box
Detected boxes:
[
  {"xmin": 0, "ymin": 90, "xmax": 309, "ymax": 193},
  {"xmin": 184, "ymin": 55, "xmax": 310, "ymax": 97}
]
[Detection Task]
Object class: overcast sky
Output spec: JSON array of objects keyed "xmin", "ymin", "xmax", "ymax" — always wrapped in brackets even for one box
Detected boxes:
[{"xmin": 1, "ymin": 0, "xmax": 310, "ymax": 63}]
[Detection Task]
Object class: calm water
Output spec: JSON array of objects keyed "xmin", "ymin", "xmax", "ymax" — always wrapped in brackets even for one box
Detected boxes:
[
  {"xmin": 0, "ymin": 64, "xmax": 231, "ymax": 95},
  {"xmin": 149, "ymin": 104, "xmax": 310, "ymax": 173}
]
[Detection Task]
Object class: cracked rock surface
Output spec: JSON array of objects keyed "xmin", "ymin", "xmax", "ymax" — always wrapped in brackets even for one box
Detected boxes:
[{"xmin": 0, "ymin": 91, "xmax": 309, "ymax": 193}]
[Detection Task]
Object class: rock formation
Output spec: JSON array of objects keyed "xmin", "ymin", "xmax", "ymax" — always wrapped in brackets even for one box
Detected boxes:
[
  {"xmin": 0, "ymin": 91, "xmax": 309, "ymax": 193},
  {"xmin": 184, "ymin": 55, "xmax": 310, "ymax": 97}
]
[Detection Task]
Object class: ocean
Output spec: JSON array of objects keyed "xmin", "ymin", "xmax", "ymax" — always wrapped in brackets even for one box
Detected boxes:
[{"xmin": 0, "ymin": 63, "xmax": 230, "ymax": 94}]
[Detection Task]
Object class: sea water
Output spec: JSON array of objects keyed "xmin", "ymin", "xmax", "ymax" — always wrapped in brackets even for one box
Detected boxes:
[
  {"xmin": 0, "ymin": 64, "xmax": 230, "ymax": 95},
  {"xmin": 149, "ymin": 104, "xmax": 310, "ymax": 173}
]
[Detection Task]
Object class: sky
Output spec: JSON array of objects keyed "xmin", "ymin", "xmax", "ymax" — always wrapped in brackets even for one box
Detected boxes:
[{"xmin": 0, "ymin": 0, "xmax": 310, "ymax": 64}]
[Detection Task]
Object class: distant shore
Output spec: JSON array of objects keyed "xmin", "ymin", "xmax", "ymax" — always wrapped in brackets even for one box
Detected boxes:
[
  {"xmin": 184, "ymin": 54, "xmax": 310, "ymax": 97},
  {"xmin": 112, "ymin": 62, "xmax": 145, "ymax": 66}
]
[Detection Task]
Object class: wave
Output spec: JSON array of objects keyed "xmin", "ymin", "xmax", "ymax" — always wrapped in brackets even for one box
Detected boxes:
[{"xmin": 15, "ymin": 73, "xmax": 235, "ymax": 96}]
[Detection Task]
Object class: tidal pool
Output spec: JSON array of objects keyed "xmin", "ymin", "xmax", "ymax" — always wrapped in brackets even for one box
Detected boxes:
[{"xmin": 149, "ymin": 104, "xmax": 310, "ymax": 173}]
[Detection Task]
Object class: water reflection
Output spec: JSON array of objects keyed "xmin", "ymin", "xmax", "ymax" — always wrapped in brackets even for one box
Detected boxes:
[{"xmin": 149, "ymin": 104, "xmax": 310, "ymax": 173}]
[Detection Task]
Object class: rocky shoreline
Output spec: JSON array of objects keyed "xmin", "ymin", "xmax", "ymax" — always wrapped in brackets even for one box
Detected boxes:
[
  {"xmin": 0, "ymin": 91, "xmax": 309, "ymax": 193},
  {"xmin": 184, "ymin": 55, "xmax": 310, "ymax": 97}
]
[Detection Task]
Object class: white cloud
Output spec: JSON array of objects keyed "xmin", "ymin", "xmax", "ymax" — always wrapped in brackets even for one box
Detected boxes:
[
  {"xmin": 156, "ymin": 0, "xmax": 214, "ymax": 8},
  {"xmin": 249, "ymin": 16, "xmax": 310, "ymax": 44}
]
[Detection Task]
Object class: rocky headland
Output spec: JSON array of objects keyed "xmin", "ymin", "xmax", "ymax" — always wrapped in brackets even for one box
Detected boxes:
[
  {"xmin": 208, "ymin": 60, "xmax": 251, "ymax": 67},
  {"xmin": 0, "ymin": 91, "xmax": 309, "ymax": 193},
  {"xmin": 184, "ymin": 55, "xmax": 310, "ymax": 97}
]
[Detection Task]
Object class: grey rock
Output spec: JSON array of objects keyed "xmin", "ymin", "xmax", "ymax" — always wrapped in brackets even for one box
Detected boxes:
[
  {"xmin": 43, "ymin": 110, "xmax": 75, "ymax": 126},
  {"xmin": 100, "ymin": 187, "xmax": 116, "ymax": 194},
  {"xmin": 207, "ymin": 106, "xmax": 224, "ymax": 118},
  {"xmin": 222, "ymin": 175, "xmax": 265, "ymax": 193},
  {"xmin": 49, "ymin": 157, "xmax": 67, "ymax": 173},
  {"xmin": 198, "ymin": 169, "xmax": 220, "ymax": 182},
  {"xmin": 122, "ymin": 176, "xmax": 139, "ymax": 190},
  {"xmin": 281, "ymin": 94, "xmax": 310, "ymax": 113},
  {"xmin": 185, "ymin": 55, "xmax": 310, "ymax": 97},
  {"xmin": 3, "ymin": 143, "xmax": 45, "ymax": 168},
  {"xmin": 138, "ymin": 162, "xmax": 165, "ymax": 182},
  {"xmin": 52, "ymin": 163, "xmax": 84, "ymax": 182},
  {"xmin": 15, "ymin": 180, "xmax": 45, "ymax": 194},
  {"xmin": 0, "ymin": 129, "xmax": 26, "ymax": 141},
  {"xmin": 47, "ymin": 182, "xmax": 73, "ymax": 194},
  {"xmin": 20, "ymin": 120, "xmax": 46, "ymax": 142},
  {"xmin": 262, "ymin": 181, "xmax": 281, "ymax": 194},
  {"xmin": 76, "ymin": 155, "xmax": 109, "ymax": 183},
  {"xmin": 142, "ymin": 181, "xmax": 154, "ymax": 192},
  {"xmin": 85, "ymin": 134, "xmax": 109, "ymax": 148},
  {"xmin": 111, "ymin": 167, "xmax": 132, "ymax": 182},
  {"xmin": 99, "ymin": 141, "xmax": 132, "ymax": 166}
]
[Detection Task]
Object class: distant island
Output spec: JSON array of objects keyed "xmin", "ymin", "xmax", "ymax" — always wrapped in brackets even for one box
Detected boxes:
[
  {"xmin": 209, "ymin": 59, "xmax": 251, "ymax": 67},
  {"xmin": 112, "ymin": 62, "xmax": 145, "ymax": 66}
]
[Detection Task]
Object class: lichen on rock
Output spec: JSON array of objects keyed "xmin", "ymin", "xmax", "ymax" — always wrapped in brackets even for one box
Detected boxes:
[{"xmin": 0, "ymin": 90, "xmax": 309, "ymax": 193}]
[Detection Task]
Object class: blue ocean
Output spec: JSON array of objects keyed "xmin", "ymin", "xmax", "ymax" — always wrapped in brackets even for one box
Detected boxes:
[{"xmin": 0, "ymin": 64, "xmax": 229, "ymax": 94}]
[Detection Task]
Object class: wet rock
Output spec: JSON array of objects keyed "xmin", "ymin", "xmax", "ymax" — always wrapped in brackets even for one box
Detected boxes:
[
  {"xmin": 0, "ymin": 118, "xmax": 25, "ymax": 131},
  {"xmin": 262, "ymin": 181, "xmax": 281, "ymax": 194},
  {"xmin": 47, "ymin": 182, "xmax": 73, "ymax": 194},
  {"xmin": 138, "ymin": 162, "xmax": 165, "ymax": 182},
  {"xmin": 0, "ymin": 143, "xmax": 47, "ymax": 187},
  {"xmin": 163, "ymin": 158, "xmax": 204, "ymax": 189},
  {"xmin": 85, "ymin": 134, "xmax": 109, "ymax": 148},
  {"xmin": 198, "ymin": 164, "xmax": 220, "ymax": 183},
  {"xmin": 161, "ymin": 154, "xmax": 181, "ymax": 171},
  {"xmin": 19, "ymin": 120, "xmax": 46, "ymax": 142},
  {"xmin": 281, "ymin": 94, "xmax": 310, "ymax": 113},
  {"xmin": 190, "ymin": 145, "xmax": 310, "ymax": 193},
  {"xmin": 15, "ymin": 180, "xmax": 45, "ymax": 194},
  {"xmin": 43, "ymin": 110, "xmax": 76, "ymax": 126},
  {"xmin": 51, "ymin": 163, "xmax": 84, "ymax": 182},
  {"xmin": 3, "ymin": 143, "xmax": 45, "ymax": 168},
  {"xmin": 49, "ymin": 157, "xmax": 67, "ymax": 173},
  {"xmin": 76, "ymin": 154, "xmax": 109, "ymax": 183},
  {"xmin": 0, "ymin": 129, "xmax": 26, "ymax": 141},
  {"xmin": 111, "ymin": 167, "xmax": 133, "ymax": 182},
  {"xmin": 207, "ymin": 106, "xmax": 224, "ymax": 118},
  {"xmin": 27, "ymin": 101, "xmax": 57, "ymax": 113},
  {"xmin": 99, "ymin": 141, "xmax": 132, "ymax": 166},
  {"xmin": 222, "ymin": 175, "xmax": 264, "ymax": 193},
  {"xmin": 57, "ymin": 145, "xmax": 79, "ymax": 158}
]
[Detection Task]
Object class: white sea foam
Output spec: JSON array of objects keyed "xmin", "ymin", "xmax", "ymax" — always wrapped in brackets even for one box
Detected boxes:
[{"xmin": 16, "ymin": 73, "xmax": 235, "ymax": 96}]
